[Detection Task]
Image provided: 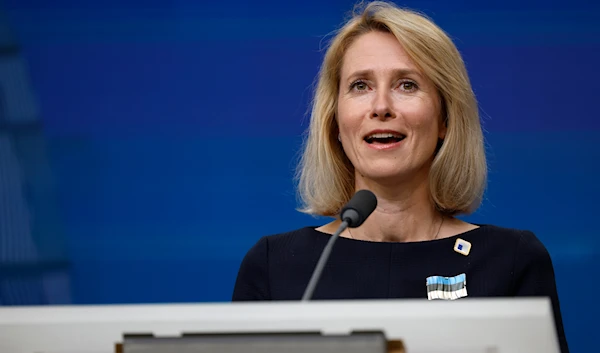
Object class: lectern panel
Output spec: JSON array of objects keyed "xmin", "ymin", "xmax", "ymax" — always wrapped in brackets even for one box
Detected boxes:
[{"xmin": 121, "ymin": 332, "xmax": 387, "ymax": 353}]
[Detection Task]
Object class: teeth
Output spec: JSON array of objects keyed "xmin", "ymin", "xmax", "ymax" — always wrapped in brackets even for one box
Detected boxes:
[{"xmin": 367, "ymin": 132, "xmax": 403, "ymax": 139}]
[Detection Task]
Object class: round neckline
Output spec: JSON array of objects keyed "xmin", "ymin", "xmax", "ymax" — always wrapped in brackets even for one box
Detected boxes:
[{"xmin": 309, "ymin": 224, "xmax": 488, "ymax": 245}]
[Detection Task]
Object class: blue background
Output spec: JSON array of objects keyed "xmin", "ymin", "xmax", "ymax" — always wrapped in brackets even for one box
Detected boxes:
[{"xmin": 1, "ymin": 0, "xmax": 598, "ymax": 352}]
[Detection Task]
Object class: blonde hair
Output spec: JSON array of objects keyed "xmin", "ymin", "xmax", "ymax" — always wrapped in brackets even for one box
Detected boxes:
[{"xmin": 296, "ymin": 1, "xmax": 487, "ymax": 217}]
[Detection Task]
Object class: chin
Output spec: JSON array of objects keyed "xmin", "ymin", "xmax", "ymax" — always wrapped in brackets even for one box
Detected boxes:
[
  {"xmin": 360, "ymin": 168, "xmax": 408, "ymax": 184},
  {"xmin": 357, "ymin": 161, "xmax": 426, "ymax": 185}
]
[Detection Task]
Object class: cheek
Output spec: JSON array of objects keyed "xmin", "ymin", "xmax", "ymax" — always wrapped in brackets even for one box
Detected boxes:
[
  {"xmin": 402, "ymin": 98, "xmax": 441, "ymax": 133},
  {"xmin": 337, "ymin": 99, "xmax": 364, "ymax": 134}
]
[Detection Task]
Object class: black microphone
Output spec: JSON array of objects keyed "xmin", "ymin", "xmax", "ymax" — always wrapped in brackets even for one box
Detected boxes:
[{"xmin": 301, "ymin": 189, "xmax": 377, "ymax": 301}]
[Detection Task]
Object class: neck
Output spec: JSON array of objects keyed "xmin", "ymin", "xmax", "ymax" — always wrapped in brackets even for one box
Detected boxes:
[{"xmin": 351, "ymin": 173, "xmax": 444, "ymax": 243}]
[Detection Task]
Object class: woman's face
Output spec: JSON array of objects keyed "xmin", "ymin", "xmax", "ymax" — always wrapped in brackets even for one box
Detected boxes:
[{"xmin": 337, "ymin": 31, "xmax": 445, "ymax": 185}]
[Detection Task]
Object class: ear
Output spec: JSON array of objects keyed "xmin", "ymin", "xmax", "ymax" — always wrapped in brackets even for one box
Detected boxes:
[
  {"xmin": 438, "ymin": 116, "xmax": 447, "ymax": 140},
  {"xmin": 331, "ymin": 117, "xmax": 341, "ymax": 144},
  {"xmin": 438, "ymin": 96, "xmax": 448, "ymax": 140}
]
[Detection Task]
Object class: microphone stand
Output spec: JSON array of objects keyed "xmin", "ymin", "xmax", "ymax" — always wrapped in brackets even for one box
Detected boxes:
[{"xmin": 301, "ymin": 220, "xmax": 349, "ymax": 301}]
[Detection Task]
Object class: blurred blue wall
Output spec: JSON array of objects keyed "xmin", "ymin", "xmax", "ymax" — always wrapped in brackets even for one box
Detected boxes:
[{"xmin": 1, "ymin": 0, "xmax": 598, "ymax": 352}]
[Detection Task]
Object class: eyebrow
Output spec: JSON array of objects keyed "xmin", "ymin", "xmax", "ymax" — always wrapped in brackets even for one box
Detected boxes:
[{"xmin": 345, "ymin": 68, "xmax": 423, "ymax": 83}]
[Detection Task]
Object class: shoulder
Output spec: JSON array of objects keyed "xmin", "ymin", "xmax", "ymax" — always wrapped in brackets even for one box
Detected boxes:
[
  {"xmin": 240, "ymin": 226, "xmax": 323, "ymax": 261},
  {"xmin": 473, "ymin": 223, "xmax": 531, "ymax": 238},
  {"xmin": 231, "ymin": 226, "xmax": 323, "ymax": 301},
  {"xmin": 478, "ymin": 224, "xmax": 555, "ymax": 281},
  {"xmin": 472, "ymin": 224, "xmax": 548, "ymax": 252},
  {"xmin": 263, "ymin": 226, "xmax": 323, "ymax": 245},
  {"xmin": 465, "ymin": 224, "xmax": 553, "ymax": 272}
]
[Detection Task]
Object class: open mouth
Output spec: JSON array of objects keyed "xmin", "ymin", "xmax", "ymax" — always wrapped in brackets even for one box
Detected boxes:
[{"xmin": 364, "ymin": 132, "xmax": 406, "ymax": 145}]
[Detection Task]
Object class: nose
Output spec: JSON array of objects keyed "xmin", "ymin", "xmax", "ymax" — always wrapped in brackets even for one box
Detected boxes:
[{"xmin": 371, "ymin": 90, "xmax": 396, "ymax": 120}]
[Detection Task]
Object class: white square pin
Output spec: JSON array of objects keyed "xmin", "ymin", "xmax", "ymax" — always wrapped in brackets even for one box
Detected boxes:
[{"xmin": 454, "ymin": 238, "xmax": 471, "ymax": 256}]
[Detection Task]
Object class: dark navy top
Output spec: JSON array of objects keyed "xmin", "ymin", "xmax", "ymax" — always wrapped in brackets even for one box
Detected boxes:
[{"xmin": 232, "ymin": 224, "xmax": 569, "ymax": 353}]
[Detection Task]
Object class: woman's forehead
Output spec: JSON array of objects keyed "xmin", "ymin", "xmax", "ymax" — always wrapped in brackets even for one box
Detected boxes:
[{"xmin": 340, "ymin": 32, "xmax": 420, "ymax": 78}]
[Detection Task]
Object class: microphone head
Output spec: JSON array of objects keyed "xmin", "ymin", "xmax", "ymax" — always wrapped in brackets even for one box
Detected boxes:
[{"xmin": 340, "ymin": 189, "xmax": 377, "ymax": 228}]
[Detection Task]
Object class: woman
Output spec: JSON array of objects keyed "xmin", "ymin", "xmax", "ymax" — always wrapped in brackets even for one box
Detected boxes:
[{"xmin": 232, "ymin": 1, "xmax": 569, "ymax": 352}]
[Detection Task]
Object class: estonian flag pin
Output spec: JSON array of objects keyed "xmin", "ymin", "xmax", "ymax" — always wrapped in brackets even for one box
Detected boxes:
[{"xmin": 454, "ymin": 238, "xmax": 471, "ymax": 256}]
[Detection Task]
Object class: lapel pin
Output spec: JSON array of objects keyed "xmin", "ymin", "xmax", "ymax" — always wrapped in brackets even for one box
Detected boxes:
[
  {"xmin": 454, "ymin": 238, "xmax": 471, "ymax": 256},
  {"xmin": 426, "ymin": 273, "xmax": 468, "ymax": 300}
]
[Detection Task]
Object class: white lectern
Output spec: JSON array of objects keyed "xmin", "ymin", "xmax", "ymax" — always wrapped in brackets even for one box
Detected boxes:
[{"xmin": 0, "ymin": 298, "xmax": 560, "ymax": 353}]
